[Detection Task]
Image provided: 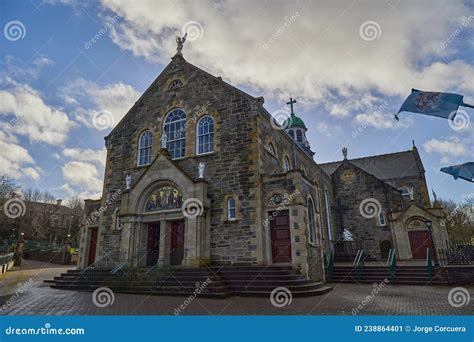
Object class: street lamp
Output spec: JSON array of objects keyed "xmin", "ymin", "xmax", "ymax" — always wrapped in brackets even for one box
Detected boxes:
[{"xmin": 424, "ymin": 220, "xmax": 437, "ymax": 265}]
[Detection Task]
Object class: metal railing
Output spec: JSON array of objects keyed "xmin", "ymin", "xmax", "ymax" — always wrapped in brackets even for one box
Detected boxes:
[
  {"xmin": 111, "ymin": 251, "xmax": 147, "ymax": 276},
  {"xmin": 426, "ymin": 248, "xmax": 433, "ymax": 284},
  {"xmin": 78, "ymin": 251, "xmax": 115, "ymax": 278},
  {"xmin": 353, "ymin": 249, "xmax": 365, "ymax": 281},
  {"xmin": 387, "ymin": 249, "xmax": 397, "ymax": 282},
  {"xmin": 0, "ymin": 252, "xmax": 14, "ymax": 266},
  {"xmin": 324, "ymin": 251, "xmax": 334, "ymax": 281}
]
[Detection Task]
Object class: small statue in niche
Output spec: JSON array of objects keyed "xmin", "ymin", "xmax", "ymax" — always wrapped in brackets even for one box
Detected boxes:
[
  {"xmin": 125, "ymin": 174, "xmax": 131, "ymax": 190},
  {"xmin": 160, "ymin": 132, "xmax": 168, "ymax": 149},
  {"xmin": 198, "ymin": 162, "xmax": 205, "ymax": 179}
]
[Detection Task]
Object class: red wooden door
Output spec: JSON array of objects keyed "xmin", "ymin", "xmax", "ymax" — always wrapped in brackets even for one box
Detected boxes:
[
  {"xmin": 146, "ymin": 223, "xmax": 160, "ymax": 266},
  {"xmin": 269, "ymin": 211, "xmax": 292, "ymax": 263},
  {"xmin": 408, "ymin": 231, "xmax": 431, "ymax": 259},
  {"xmin": 87, "ymin": 227, "xmax": 98, "ymax": 266},
  {"xmin": 170, "ymin": 220, "xmax": 185, "ymax": 265}
]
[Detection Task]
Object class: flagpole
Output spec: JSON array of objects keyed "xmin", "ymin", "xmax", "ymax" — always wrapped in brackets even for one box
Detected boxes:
[{"xmin": 460, "ymin": 102, "xmax": 474, "ymax": 109}]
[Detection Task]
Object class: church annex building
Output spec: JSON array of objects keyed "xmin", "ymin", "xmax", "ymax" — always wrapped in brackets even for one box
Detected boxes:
[{"xmin": 78, "ymin": 47, "xmax": 449, "ymax": 284}]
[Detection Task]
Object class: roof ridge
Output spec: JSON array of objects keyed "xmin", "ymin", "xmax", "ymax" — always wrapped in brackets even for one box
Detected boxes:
[{"xmin": 320, "ymin": 149, "xmax": 413, "ymax": 165}]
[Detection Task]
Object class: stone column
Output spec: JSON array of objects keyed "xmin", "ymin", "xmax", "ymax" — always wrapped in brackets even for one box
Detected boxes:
[
  {"xmin": 158, "ymin": 220, "xmax": 170, "ymax": 267},
  {"xmin": 119, "ymin": 221, "xmax": 133, "ymax": 262},
  {"xmin": 183, "ymin": 217, "xmax": 199, "ymax": 267}
]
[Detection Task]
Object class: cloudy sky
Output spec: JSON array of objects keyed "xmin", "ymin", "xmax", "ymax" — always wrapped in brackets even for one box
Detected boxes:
[{"xmin": 0, "ymin": 0, "xmax": 473, "ymax": 203}]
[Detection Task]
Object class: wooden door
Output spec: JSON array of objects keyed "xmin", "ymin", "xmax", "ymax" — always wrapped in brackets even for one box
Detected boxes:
[
  {"xmin": 146, "ymin": 223, "xmax": 160, "ymax": 266},
  {"xmin": 170, "ymin": 220, "xmax": 185, "ymax": 265},
  {"xmin": 87, "ymin": 227, "xmax": 98, "ymax": 266},
  {"xmin": 408, "ymin": 230, "xmax": 431, "ymax": 259},
  {"xmin": 269, "ymin": 211, "xmax": 292, "ymax": 263}
]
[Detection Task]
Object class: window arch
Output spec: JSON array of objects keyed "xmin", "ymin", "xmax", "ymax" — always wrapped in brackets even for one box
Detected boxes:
[
  {"xmin": 288, "ymin": 130, "xmax": 295, "ymax": 139},
  {"xmin": 296, "ymin": 129, "xmax": 303, "ymax": 142},
  {"xmin": 114, "ymin": 209, "xmax": 121, "ymax": 230},
  {"xmin": 164, "ymin": 109, "xmax": 186, "ymax": 159},
  {"xmin": 168, "ymin": 79, "xmax": 183, "ymax": 90},
  {"xmin": 197, "ymin": 116, "xmax": 214, "ymax": 154},
  {"xmin": 227, "ymin": 197, "xmax": 236, "ymax": 221},
  {"xmin": 379, "ymin": 212, "xmax": 386, "ymax": 226},
  {"xmin": 307, "ymin": 197, "xmax": 317, "ymax": 244},
  {"xmin": 283, "ymin": 156, "xmax": 290, "ymax": 173},
  {"xmin": 267, "ymin": 143, "xmax": 275, "ymax": 155},
  {"xmin": 137, "ymin": 130, "xmax": 153, "ymax": 166}
]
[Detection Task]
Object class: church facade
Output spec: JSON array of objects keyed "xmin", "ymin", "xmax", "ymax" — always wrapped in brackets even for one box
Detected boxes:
[{"xmin": 78, "ymin": 48, "xmax": 449, "ymax": 282}]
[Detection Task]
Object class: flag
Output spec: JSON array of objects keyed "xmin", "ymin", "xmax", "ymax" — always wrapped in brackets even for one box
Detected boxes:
[
  {"xmin": 394, "ymin": 89, "xmax": 472, "ymax": 121},
  {"xmin": 440, "ymin": 162, "xmax": 474, "ymax": 183}
]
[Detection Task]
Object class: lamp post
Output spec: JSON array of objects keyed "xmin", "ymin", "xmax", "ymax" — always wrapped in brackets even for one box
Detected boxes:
[{"xmin": 424, "ymin": 220, "xmax": 437, "ymax": 265}]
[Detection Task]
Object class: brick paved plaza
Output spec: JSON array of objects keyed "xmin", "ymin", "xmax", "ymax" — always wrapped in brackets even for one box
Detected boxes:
[{"xmin": 0, "ymin": 261, "xmax": 472, "ymax": 316}]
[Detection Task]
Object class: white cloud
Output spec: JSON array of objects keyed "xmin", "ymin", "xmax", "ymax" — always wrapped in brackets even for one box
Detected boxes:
[
  {"xmin": 2, "ymin": 55, "xmax": 54, "ymax": 82},
  {"xmin": 62, "ymin": 161, "xmax": 103, "ymax": 196},
  {"xmin": 63, "ymin": 147, "xmax": 107, "ymax": 167},
  {"xmin": 99, "ymin": 0, "xmax": 473, "ymax": 105},
  {"xmin": 59, "ymin": 147, "xmax": 107, "ymax": 199},
  {"xmin": 60, "ymin": 79, "xmax": 140, "ymax": 130},
  {"xmin": 0, "ymin": 131, "xmax": 42, "ymax": 180},
  {"xmin": 423, "ymin": 137, "xmax": 470, "ymax": 163},
  {"xmin": 0, "ymin": 82, "xmax": 75, "ymax": 144}
]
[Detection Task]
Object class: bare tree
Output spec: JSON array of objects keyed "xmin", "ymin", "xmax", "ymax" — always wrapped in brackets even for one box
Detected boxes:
[
  {"xmin": 0, "ymin": 176, "xmax": 19, "ymax": 200},
  {"xmin": 439, "ymin": 198, "xmax": 474, "ymax": 243}
]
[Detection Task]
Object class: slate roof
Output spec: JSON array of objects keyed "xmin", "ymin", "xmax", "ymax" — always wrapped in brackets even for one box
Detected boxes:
[{"xmin": 319, "ymin": 149, "xmax": 424, "ymax": 181}]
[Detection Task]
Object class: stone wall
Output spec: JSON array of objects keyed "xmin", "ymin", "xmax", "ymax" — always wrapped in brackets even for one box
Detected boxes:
[{"xmin": 331, "ymin": 162, "xmax": 403, "ymax": 260}]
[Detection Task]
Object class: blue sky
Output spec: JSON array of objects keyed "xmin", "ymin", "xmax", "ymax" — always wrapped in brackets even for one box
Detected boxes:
[{"xmin": 0, "ymin": 0, "xmax": 472, "ymax": 203}]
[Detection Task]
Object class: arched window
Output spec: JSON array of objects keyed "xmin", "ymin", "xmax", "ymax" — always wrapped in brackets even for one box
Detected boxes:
[
  {"xmin": 227, "ymin": 197, "xmax": 236, "ymax": 221},
  {"xmin": 267, "ymin": 143, "xmax": 275, "ymax": 155},
  {"xmin": 197, "ymin": 116, "xmax": 214, "ymax": 154},
  {"xmin": 288, "ymin": 130, "xmax": 294, "ymax": 139},
  {"xmin": 164, "ymin": 109, "xmax": 186, "ymax": 159},
  {"xmin": 379, "ymin": 212, "xmax": 386, "ymax": 226},
  {"xmin": 137, "ymin": 130, "xmax": 153, "ymax": 166},
  {"xmin": 283, "ymin": 157, "xmax": 290, "ymax": 172},
  {"xmin": 168, "ymin": 79, "xmax": 183, "ymax": 90},
  {"xmin": 296, "ymin": 130, "xmax": 303, "ymax": 142},
  {"xmin": 307, "ymin": 197, "xmax": 317, "ymax": 244}
]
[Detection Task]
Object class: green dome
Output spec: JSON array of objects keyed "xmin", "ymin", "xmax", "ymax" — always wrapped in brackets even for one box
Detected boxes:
[{"xmin": 283, "ymin": 114, "xmax": 306, "ymax": 129}]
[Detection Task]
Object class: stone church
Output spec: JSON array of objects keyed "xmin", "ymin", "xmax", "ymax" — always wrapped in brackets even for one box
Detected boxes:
[{"xmin": 78, "ymin": 42, "xmax": 448, "ymax": 282}]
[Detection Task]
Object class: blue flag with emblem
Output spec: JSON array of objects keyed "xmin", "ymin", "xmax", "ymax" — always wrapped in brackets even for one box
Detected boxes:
[{"xmin": 394, "ymin": 89, "xmax": 473, "ymax": 121}]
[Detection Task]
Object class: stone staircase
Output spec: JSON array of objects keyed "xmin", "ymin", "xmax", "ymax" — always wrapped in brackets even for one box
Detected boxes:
[
  {"xmin": 329, "ymin": 265, "xmax": 449, "ymax": 285},
  {"xmin": 45, "ymin": 265, "xmax": 332, "ymax": 298}
]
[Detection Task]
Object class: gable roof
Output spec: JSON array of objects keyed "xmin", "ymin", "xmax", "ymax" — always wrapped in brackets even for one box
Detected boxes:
[{"xmin": 320, "ymin": 148, "xmax": 424, "ymax": 181}]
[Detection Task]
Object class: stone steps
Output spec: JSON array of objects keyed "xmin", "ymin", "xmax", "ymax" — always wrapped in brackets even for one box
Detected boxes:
[{"xmin": 46, "ymin": 266, "xmax": 332, "ymax": 298}]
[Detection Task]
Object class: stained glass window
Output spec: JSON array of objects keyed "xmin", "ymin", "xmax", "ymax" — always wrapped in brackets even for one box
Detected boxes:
[{"xmin": 145, "ymin": 186, "xmax": 183, "ymax": 212}]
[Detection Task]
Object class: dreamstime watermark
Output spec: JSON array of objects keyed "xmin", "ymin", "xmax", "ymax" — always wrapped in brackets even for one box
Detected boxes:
[
  {"xmin": 359, "ymin": 20, "xmax": 382, "ymax": 41},
  {"xmin": 171, "ymin": 101, "xmax": 212, "ymax": 140},
  {"xmin": 5, "ymin": 323, "xmax": 85, "ymax": 336},
  {"xmin": 440, "ymin": 193, "xmax": 473, "ymax": 228},
  {"xmin": 182, "ymin": 21, "xmax": 204, "ymax": 41},
  {"xmin": 181, "ymin": 198, "xmax": 204, "ymax": 218},
  {"xmin": 263, "ymin": 190, "xmax": 300, "ymax": 227},
  {"xmin": 0, "ymin": 278, "xmax": 34, "ymax": 313},
  {"xmin": 270, "ymin": 108, "xmax": 292, "ymax": 130},
  {"xmin": 440, "ymin": 16, "xmax": 474, "ymax": 50},
  {"xmin": 352, "ymin": 278, "xmax": 390, "ymax": 315},
  {"xmin": 173, "ymin": 278, "xmax": 213, "ymax": 315},
  {"xmin": 91, "ymin": 110, "xmax": 115, "ymax": 131},
  {"xmin": 270, "ymin": 287, "xmax": 292, "ymax": 308},
  {"xmin": 448, "ymin": 109, "xmax": 470, "ymax": 131},
  {"xmin": 84, "ymin": 189, "xmax": 122, "ymax": 226},
  {"xmin": 4, "ymin": 102, "xmax": 32, "ymax": 130},
  {"xmin": 3, "ymin": 197, "xmax": 27, "ymax": 218},
  {"xmin": 4, "ymin": 20, "xmax": 26, "ymax": 41},
  {"xmin": 92, "ymin": 287, "xmax": 115, "ymax": 307},
  {"xmin": 448, "ymin": 287, "xmax": 470, "ymax": 308},
  {"xmin": 263, "ymin": 12, "xmax": 300, "ymax": 49},
  {"xmin": 359, "ymin": 198, "xmax": 382, "ymax": 219},
  {"xmin": 84, "ymin": 14, "xmax": 121, "ymax": 49}
]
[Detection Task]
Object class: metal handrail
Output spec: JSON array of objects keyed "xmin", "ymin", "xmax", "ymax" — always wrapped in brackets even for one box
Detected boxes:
[
  {"xmin": 324, "ymin": 251, "xmax": 334, "ymax": 281},
  {"xmin": 352, "ymin": 250, "xmax": 362, "ymax": 266},
  {"xmin": 79, "ymin": 250, "xmax": 114, "ymax": 276},
  {"xmin": 111, "ymin": 251, "xmax": 145, "ymax": 275},
  {"xmin": 389, "ymin": 249, "xmax": 397, "ymax": 282},
  {"xmin": 426, "ymin": 248, "xmax": 433, "ymax": 284}
]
